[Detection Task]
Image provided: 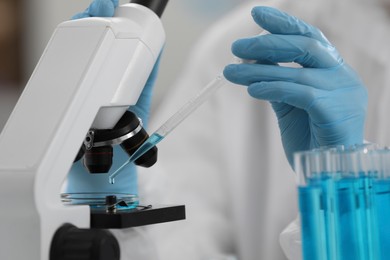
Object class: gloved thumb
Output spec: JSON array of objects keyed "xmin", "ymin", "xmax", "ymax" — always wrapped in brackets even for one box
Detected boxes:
[
  {"xmin": 279, "ymin": 216, "xmax": 302, "ymax": 260},
  {"xmin": 88, "ymin": 0, "xmax": 116, "ymax": 17},
  {"xmin": 72, "ymin": 0, "xmax": 117, "ymax": 19}
]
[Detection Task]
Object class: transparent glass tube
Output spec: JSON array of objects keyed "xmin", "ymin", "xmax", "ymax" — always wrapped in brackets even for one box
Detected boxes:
[
  {"xmin": 295, "ymin": 145, "xmax": 390, "ymax": 260},
  {"xmin": 154, "ymin": 74, "xmax": 228, "ymax": 137},
  {"xmin": 108, "ymin": 31, "xmax": 270, "ymax": 184},
  {"xmin": 108, "ymin": 61, "xmax": 241, "ymax": 184}
]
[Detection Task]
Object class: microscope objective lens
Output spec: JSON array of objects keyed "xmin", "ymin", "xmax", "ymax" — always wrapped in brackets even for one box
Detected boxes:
[{"xmin": 109, "ymin": 133, "xmax": 164, "ymax": 184}]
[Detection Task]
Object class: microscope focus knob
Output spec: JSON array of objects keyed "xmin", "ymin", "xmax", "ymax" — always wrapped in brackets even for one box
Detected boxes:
[{"xmin": 50, "ymin": 224, "xmax": 120, "ymax": 260}]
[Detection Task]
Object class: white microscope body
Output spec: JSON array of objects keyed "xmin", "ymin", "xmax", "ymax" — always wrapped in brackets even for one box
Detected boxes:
[{"xmin": 0, "ymin": 4, "xmax": 164, "ymax": 259}]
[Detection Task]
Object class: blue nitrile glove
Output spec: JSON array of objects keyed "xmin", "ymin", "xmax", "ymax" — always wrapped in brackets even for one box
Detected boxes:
[
  {"xmin": 72, "ymin": 0, "xmax": 119, "ymax": 19},
  {"xmin": 65, "ymin": 1, "xmax": 161, "ymax": 194},
  {"xmin": 223, "ymin": 6, "xmax": 367, "ymax": 167}
]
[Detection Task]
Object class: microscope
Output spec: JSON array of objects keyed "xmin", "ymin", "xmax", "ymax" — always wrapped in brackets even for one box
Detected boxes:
[{"xmin": 0, "ymin": 1, "xmax": 185, "ymax": 259}]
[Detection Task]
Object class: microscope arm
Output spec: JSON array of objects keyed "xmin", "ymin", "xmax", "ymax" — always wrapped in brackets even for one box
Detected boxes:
[{"xmin": 0, "ymin": 4, "xmax": 164, "ymax": 260}]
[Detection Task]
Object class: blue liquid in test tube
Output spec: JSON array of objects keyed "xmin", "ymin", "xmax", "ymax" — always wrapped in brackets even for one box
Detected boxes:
[
  {"xmin": 299, "ymin": 184, "xmax": 328, "ymax": 260},
  {"xmin": 374, "ymin": 179, "xmax": 390, "ymax": 259},
  {"xmin": 334, "ymin": 177, "xmax": 363, "ymax": 259},
  {"xmin": 297, "ymin": 147, "xmax": 390, "ymax": 260}
]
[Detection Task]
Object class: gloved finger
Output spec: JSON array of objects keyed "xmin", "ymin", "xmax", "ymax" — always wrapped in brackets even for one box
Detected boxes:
[
  {"xmin": 224, "ymin": 63, "xmax": 349, "ymax": 90},
  {"xmin": 72, "ymin": 0, "xmax": 118, "ymax": 20},
  {"xmin": 72, "ymin": 12, "xmax": 91, "ymax": 19},
  {"xmin": 88, "ymin": 0, "xmax": 116, "ymax": 17},
  {"xmin": 232, "ymin": 34, "xmax": 342, "ymax": 68},
  {"xmin": 251, "ymin": 6, "xmax": 331, "ymax": 45},
  {"xmin": 247, "ymin": 81, "xmax": 323, "ymax": 111},
  {"xmin": 270, "ymin": 102, "xmax": 311, "ymax": 165},
  {"xmin": 224, "ymin": 63, "xmax": 297, "ymax": 86}
]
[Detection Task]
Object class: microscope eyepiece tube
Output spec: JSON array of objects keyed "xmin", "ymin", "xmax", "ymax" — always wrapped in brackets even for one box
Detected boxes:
[{"xmin": 130, "ymin": 0, "xmax": 169, "ymax": 17}]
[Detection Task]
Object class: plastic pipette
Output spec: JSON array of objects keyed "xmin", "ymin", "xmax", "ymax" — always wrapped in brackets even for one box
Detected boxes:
[
  {"xmin": 108, "ymin": 31, "xmax": 269, "ymax": 184},
  {"xmin": 108, "ymin": 67, "xmax": 236, "ymax": 184}
]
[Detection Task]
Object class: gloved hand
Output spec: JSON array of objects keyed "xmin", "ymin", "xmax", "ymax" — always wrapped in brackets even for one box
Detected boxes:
[
  {"xmin": 223, "ymin": 6, "xmax": 368, "ymax": 167},
  {"xmin": 72, "ymin": 0, "xmax": 119, "ymax": 19}
]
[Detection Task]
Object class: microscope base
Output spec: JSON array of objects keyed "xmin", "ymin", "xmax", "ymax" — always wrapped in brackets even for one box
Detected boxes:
[{"xmin": 90, "ymin": 204, "xmax": 186, "ymax": 229}]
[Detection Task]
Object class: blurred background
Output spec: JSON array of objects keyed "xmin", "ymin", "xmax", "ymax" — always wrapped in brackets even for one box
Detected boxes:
[{"xmin": 0, "ymin": 0, "xmax": 241, "ymax": 130}]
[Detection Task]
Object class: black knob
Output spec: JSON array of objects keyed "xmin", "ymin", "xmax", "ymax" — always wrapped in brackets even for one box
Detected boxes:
[{"xmin": 50, "ymin": 224, "xmax": 120, "ymax": 260}]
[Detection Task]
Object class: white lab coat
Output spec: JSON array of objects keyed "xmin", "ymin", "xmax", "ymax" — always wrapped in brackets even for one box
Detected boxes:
[
  {"xmin": 142, "ymin": 1, "xmax": 296, "ymax": 260},
  {"xmin": 120, "ymin": 0, "xmax": 390, "ymax": 259}
]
